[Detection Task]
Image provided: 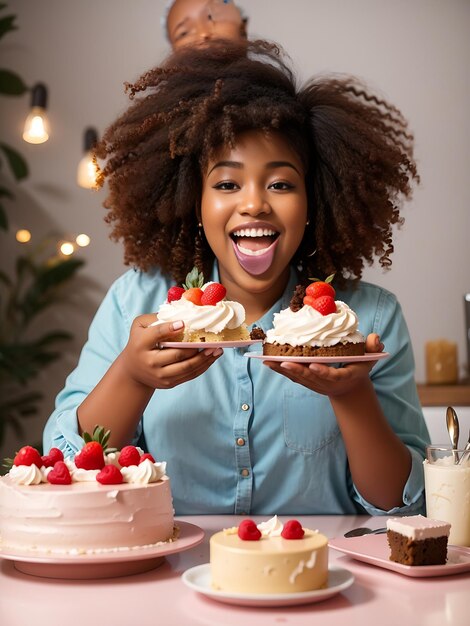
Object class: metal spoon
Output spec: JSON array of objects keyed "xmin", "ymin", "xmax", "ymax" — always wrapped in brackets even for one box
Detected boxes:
[
  {"xmin": 458, "ymin": 429, "xmax": 470, "ymax": 465},
  {"xmin": 446, "ymin": 406, "xmax": 460, "ymax": 464},
  {"xmin": 344, "ymin": 526, "xmax": 387, "ymax": 538}
]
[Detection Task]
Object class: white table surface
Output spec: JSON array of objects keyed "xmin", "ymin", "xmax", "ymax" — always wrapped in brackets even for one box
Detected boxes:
[{"xmin": 1, "ymin": 515, "xmax": 468, "ymax": 626}]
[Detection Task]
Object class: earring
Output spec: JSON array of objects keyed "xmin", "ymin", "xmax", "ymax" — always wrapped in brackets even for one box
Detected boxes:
[
  {"xmin": 194, "ymin": 222, "xmax": 204, "ymax": 272},
  {"xmin": 305, "ymin": 219, "xmax": 310, "ymax": 227},
  {"xmin": 307, "ymin": 248, "xmax": 317, "ymax": 258}
]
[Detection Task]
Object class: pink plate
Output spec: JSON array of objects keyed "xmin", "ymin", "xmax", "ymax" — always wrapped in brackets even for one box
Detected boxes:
[
  {"xmin": 182, "ymin": 564, "xmax": 354, "ymax": 608},
  {"xmin": 0, "ymin": 520, "xmax": 204, "ymax": 580},
  {"xmin": 245, "ymin": 352, "xmax": 390, "ymax": 364},
  {"xmin": 329, "ymin": 534, "xmax": 470, "ymax": 577},
  {"xmin": 159, "ymin": 340, "xmax": 261, "ymax": 349}
]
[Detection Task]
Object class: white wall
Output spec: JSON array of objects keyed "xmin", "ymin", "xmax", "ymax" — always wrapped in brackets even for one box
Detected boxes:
[{"xmin": 1, "ymin": 1, "xmax": 469, "ymax": 453}]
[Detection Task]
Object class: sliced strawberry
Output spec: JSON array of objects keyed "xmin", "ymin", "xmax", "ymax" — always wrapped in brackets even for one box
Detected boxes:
[
  {"xmin": 47, "ymin": 461, "xmax": 72, "ymax": 485},
  {"xmin": 167, "ymin": 286, "xmax": 185, "ymax": 302},
  {"xmin": 41, "ymin": 447, "xmax": 64, "ymax": 468},
  {"xmin": 201, "ymin": 283, "xmax": 226, "ymax": 306},
  {"xmin": 311, "ymin": 295, "xmax": 337, "ymax": 315},
  {"xmin": 302, "ymin": 294, "xmax": 316, "ymax": 308},
  {"xmin": 182, "ymin": 287, "xmax": 203, "ymax": 305},
  {"xmin": 281, "ymin": 520, "xmax": 305, "ymax": 539},
  {"xmin": 139, "ymin": 453, "xmax": 156, "ymax": 464},
  {"xmin": 238, "ymin": 519, "xmax": 262, "ymax": 541},
  {"xmin": 14, "ymin": 446, "xmax": 43, "ymax": 468},
  {"xmin": 96, "ymin": 465, "xmax": 123, "ymax": 485},
  {"xmin": 75, "ymin": 441, "xmax": 105, "ymax": 470},
  {"xmin": 119, "ymin": 445, "xmax": 141, "ymax": 467},
  {"xmin": 305, "ymin": 281, "xmax": 335, "ymax": 300}
]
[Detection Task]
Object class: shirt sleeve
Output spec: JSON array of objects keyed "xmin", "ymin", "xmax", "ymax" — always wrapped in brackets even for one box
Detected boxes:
[
  {"xmin": 42, "ymin": 274, "xmax": 143, "ymax": 456},
  {"xmin": 350, "ymin": 288, "xmax": 430, "ymax": 515}
]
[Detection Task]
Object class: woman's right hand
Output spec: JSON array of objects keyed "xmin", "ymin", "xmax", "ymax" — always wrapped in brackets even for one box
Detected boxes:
[{"xmin": 119, "ymin": 314, "xmax": 223, "ymax": 390}]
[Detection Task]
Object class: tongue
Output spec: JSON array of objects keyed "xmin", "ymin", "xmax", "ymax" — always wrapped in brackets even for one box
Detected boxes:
[
  {"xmin": 235, "ymin": 236, "xmax": 274, "ymax": 252},
  {"xmin": 231, "ymin": 238, "xmax": 279, "ymax": 276}
]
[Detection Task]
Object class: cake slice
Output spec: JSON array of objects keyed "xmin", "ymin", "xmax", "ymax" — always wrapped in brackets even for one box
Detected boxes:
[
  {"xmin": 155, "ymin": 267, "xmax": 250, "ymax": 342},
  {"xmin": 264, "ymin": 277, "xmax": 365, "ymax": 357},
  {"xmin": 386, "ymin": 515, "xmax": 450, "ymax": 566}
]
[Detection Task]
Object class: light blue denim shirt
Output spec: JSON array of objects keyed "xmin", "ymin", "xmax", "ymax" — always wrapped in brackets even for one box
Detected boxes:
[{"xmin": 43, "ymin": 264, "xmax": 430, "ymax": 516}]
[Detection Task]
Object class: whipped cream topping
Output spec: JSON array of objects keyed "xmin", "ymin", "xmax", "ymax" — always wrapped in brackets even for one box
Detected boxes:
[
  {"xmin": 121, "ymin": 460, "xmax": 167, "ymax": 484},
  {"xmin": 8, "ymin": 464, "xmax": 45, "ymax": 485},
  {"xmin": 156, "ymin": 297, "xmax": 246, "ymax": 333},
  {"xmin": 257, "ymin": 515, "xmax": 283, "ymax": 537},
  {"xmin": 265, "ymin": 300, "xmax": 365, "ymax": 347}
]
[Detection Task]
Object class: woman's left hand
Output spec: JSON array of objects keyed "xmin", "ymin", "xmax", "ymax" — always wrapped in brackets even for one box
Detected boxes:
[{"xmin": 263, "ymin": 333, "xmax": 384, "ymax": 397}]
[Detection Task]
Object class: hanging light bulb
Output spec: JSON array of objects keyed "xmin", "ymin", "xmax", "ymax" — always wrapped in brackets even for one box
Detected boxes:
[
  {"xmin": 77, "ymin": 127, "xmax": 99, "ymax": 189},
  {"xmin": 23, "ymin": 83, "xmax": 50, "ymax": 144}
]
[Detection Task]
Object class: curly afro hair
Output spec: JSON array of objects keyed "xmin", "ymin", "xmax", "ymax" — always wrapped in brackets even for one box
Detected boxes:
[{"xmin": 95, "ymin": 40, "xmax": 418, "ymax": 287}]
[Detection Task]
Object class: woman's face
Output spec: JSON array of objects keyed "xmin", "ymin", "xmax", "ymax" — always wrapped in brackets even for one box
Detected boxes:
[
  {"xmin": 167, "ymin": 0, "xmax": 245, "ymax": 50},
  {"xmin": 201, "ymin": 130, "xmax": 308, "ymax": 299}
]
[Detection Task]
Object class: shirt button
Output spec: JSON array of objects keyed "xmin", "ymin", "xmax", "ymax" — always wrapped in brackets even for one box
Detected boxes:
[
  {"xmin": 241, "ymin": 468, "xmax": 250, "ymax": 477},
  {"xmin": 236, "ymin": 437, "xmax": 245, "ymax": 446},
  {"xmin": 241, "ymin": 403, "xmax": 250, "ymax": 411}
]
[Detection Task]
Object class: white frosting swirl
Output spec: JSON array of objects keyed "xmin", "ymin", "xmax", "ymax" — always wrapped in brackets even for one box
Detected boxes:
[
  {"xmin": 156, "ymin": 298, "xmax": 245, "ymax": 333},
  {"xmin": 120, "ymin": 460, "xmax": 167, "ymax": 484},
  {"xmin": 9, "ymin": 464, "xmax": 45, "ymax": 485},
  {"xmin": 257, "ymin": 515, "xmax": 283, "ymax": 537},
  {"xmin": 265, "ymin": 301, "xmax": 364, "ymax": 347},
  {"xmin": 71, "ymin": 468, "xmax": 100, "ymax": 482}
]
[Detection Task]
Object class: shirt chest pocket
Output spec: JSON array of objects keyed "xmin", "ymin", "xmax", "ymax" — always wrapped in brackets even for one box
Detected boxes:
[{"xmin": 283, "ymin": 389, "xmax": 340, "ymax": 455}]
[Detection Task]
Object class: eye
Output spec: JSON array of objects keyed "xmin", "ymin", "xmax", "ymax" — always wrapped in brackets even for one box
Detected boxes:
[
  {"xmin": 269, "ymin": 181, "xmax": 295, "ymax": 191},
  {"xmin": 175, "ymin": 30, "xmax": 188, "ymax": 40},
  {"xmin": 213, "ymin": 181, "xmax": 239, "ymax": 191}
]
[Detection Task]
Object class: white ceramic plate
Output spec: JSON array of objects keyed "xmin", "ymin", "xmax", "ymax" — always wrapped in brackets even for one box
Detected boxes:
[
  {"xmin": 329, "ymin": 534, "xmax": 470, "ymax": 577},
  {"xmin": 245, "ymin": 352, "xmax": 390, "ymax": 364},
  {"xmin": 159, "ymin": 340, "xmax": 261, "ymax": 349},
  {"xmin": 0, "ymin": 521, "xmax": 204, "ymax": 579},
  {"xmin": 182, "ymin": 564, "xmax": 354, "ymax": 607}
]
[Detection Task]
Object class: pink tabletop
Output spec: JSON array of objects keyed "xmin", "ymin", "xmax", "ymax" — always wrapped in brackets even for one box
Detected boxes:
[{"xmin": 1, "ymin": 515, "xmax": 468, "ymax": 626}]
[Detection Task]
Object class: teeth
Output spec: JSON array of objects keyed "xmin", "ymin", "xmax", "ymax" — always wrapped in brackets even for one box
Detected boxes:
[{"xmin": 232, "ymin": 228, "xmax": 277, "ymax": 237}]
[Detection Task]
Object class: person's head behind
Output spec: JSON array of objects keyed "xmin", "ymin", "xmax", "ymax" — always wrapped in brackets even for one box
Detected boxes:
[
  {"xmin": 165, "ymin": 0, "xmax": 247, "ymax": 50},
  {"xmin": 96, "ymin": 40, "xmax": 418, "ymax": 286}
]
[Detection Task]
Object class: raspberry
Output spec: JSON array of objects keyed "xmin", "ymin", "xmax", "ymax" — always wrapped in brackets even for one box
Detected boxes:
[
  {"xmin": 238, "ymin": 519, "xmax": 261, "ymax": 541},
  {"xmin": 201, "ymin": 283, "xmax": 226, "ymax": 305},
  {"xmin": 96, "ymin": 465, "xmax": 123, "ymax": 485},
  {"xmin": 75, "ymin": 441, "xmax": 105, "ymax": 471},
  {"xmin": 13, "ymin": 446, "xmax": 43, "ymax": 468},
  {"xmin": 281, "ymin": 520, "xmax": 305, "ymax": 540},
  {"xmin": 139, "ymin": 453, "xmax": 156, "ymax": 464},
  {"xmin": 119, "ymin": 445, "xmax": 141, "ymax": 467},
  {"xmin": 47, "ymin": 461, "xmax": 72, "ymax": 485},
  {"xmin": 41, "ymin": 447, "xmax": 64, "ymax": 468},
  {"xmin": 167, "ymin": 286, "xmax": 185, "ymax": 302}
]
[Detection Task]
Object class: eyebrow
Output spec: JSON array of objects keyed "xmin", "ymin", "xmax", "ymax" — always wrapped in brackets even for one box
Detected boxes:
[{"xmin": 208, "ymin": 160, "xmax": 301, "ymax": 175}]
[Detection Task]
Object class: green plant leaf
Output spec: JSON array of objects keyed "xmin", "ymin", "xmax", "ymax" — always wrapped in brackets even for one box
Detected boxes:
[
  {"xmin": 0, "ymin": 269, "xmax": 12, "ymax": 286},
  {"xmin": 0, "ymin": 69, "xmax": 28, "ymax": 95},
  {"xmin": 0, "ymin": 14, "xmax": 17, "ymax": 39},
  {"xmin": 0, "ymin": 186, "xmax": 13, "ymax": 200},
  {"xmin": 0, "ymin": 142, "xmax": 29, "ymax": 180}
]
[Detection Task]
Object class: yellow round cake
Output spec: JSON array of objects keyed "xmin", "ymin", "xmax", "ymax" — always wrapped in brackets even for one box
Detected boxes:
[{"xmin": 210, "ymin": 517, "xmax": 328, "ymax": 594}]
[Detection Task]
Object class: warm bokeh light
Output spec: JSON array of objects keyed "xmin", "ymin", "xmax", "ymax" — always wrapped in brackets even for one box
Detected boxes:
[
  {"xmin": 15, "ymin": 229, "xmax": 32, "ymax": 243},
  {"xmin": 23, "ymin": 107, "xmax": 50, "ymax": 144},
  {"xmin": 77, "ymin": 153, "xmax": 99, "ymax": 189},
  {"xmin": 75, "ymin": 233, "xmax": 91, "ymax": 247},
  {"xmin": 60, "ymin": 242, "xmax": 75, "ymax": 256}
]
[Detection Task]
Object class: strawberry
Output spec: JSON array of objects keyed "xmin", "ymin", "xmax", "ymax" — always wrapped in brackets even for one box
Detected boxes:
[
  {"xmin": 41, "ymin": 447, "xmax": 64, "ymax": 468},
  {"xmin": 75, "ymin": 441, "xmax": 105, "ymax": 470},
  {"xmin": 305, "ymin": 277, "xmax": 335, "ymax": 300},
  {"xmin": 13, "ymin": 446, "xmax": 43, "ymax": 468},
  {"xmin": 238, "ymin": 519, "xmax": 262, "ymax": 541},
  {"xmin": 302, "ymin": 294, "xmax": 316, "ymax": 308},
  {"xmin": 96, "ymin": 465, "xmax": 123, "ymax": 485},
  {"xmin": 182, "ymin": 287, "xmax": 203, "ymax": 305},
  {"xmin": 139, "ymin": 453, "xmax": 156, "ymax": 464},
  {"xmin": 311, "ymin": 295, "xmax": 337, "ymax": 315},
  {"xmin": 281, "ymin": 520, "xmax": 305, "ymax": 540},
  {"xmin": 119, "ymin": 445, "xmax": 141, "ymax": 467},
  {"xmin": 47, "ymin": 461, "xmax": 72, "ymax": 485},
  {"xmin": 167, "ymin": 286, "xmax": 185, "ymax": 302},
  {"xmin": 201, "ymin": 282, "xmax": 226, "ymax": 306}
]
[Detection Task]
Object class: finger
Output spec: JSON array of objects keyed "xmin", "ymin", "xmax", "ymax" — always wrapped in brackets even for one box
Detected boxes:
[
  {"xmin": 138, "ymin": 318, "xmax": 185, "ymax": 348},
  {"xmin": 157, "ymin": 350, "xmax": 223, "ymax": 386},
  {"xmin": 365, "ymin": 333, "xmax": 384, "ymax": 353}
]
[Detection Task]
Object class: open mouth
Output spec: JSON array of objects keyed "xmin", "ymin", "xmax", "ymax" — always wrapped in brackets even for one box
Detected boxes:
[{"xmin": 230, "ymin": 225, "xmax": 280, "ymax": 275}]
